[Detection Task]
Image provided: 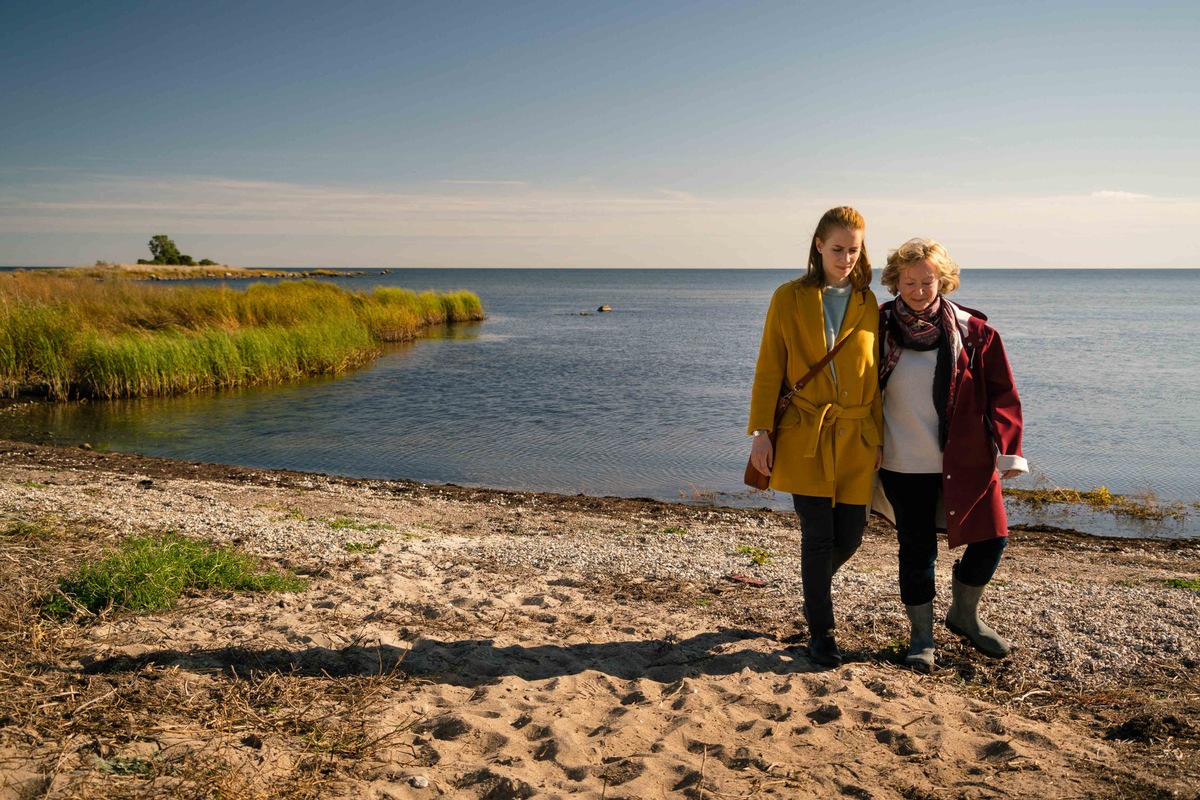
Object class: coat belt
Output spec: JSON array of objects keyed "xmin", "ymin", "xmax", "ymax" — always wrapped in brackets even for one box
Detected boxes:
[{"xmin": 788, "ymin": 399, "xmax": 873, "ymax": 484}]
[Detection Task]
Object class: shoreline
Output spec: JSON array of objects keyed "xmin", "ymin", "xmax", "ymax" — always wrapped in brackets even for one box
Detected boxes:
[
  {"xmin": 1, "ymin": 439, "xmax": 1197, "ymax": 798},
  {"xmin": 1, "ymin": 411, "xmax": 1194, "ymax": 540}
]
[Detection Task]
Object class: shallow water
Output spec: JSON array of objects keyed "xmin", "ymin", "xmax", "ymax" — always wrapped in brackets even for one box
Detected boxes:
[{"xmin": 2, "ymin": 267, "xmax": 1198, "ymax": 537}]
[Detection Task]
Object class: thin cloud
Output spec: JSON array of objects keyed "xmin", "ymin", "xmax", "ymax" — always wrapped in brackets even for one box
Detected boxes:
[
  {"xmin": 0, "ymin": 173, "xmax": 736, "ymax": 237},
  {"xmin": 5, "ymin": 176, "xmax": 1199, "ymax": 268},
  {"xmin": 1091, "ymin": 190, "xmax": 1153, "ymax": 200},
  {"xmin": 658, "ymin": 189, "xmax": 699, "ymax": 203},
  {"xmin": 440, "ymin": 179, "xmax": 530, "ymax": 186}
]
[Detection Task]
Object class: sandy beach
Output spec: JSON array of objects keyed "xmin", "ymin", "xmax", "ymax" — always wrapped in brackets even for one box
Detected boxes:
[{"xmin": 1, "ymin": 439, "xmax": 1197, "ymax": 799}]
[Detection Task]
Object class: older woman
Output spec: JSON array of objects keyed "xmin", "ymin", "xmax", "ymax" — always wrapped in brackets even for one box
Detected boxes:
[
  {"xmin": 874, "ymin": 238, "xmax": 1027, "ymax": 668},
  {"xmin": 749, "ymin": 206, "xmax": 882, "ymax": 668}
]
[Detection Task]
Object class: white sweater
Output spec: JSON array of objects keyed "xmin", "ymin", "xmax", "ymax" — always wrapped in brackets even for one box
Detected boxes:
[{"xmin": 881, "ymin": 349, "xmax": 943, "ymax": 473}]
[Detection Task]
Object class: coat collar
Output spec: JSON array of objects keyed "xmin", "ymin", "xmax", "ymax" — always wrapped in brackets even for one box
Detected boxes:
[
  {"xmin": 838, "ymin": 286, "xmax": 868, "ymax": 342},
  {"xmin": 792, "ymin": 280, "xmax": 868, "ymax": 357},
  {"xmin": 795, "ymin": 281, "xmax": 868, "ymax": 344},
  {"xmin": 944, "ymin": 299, "xmax": 989, "ymax": 351}
]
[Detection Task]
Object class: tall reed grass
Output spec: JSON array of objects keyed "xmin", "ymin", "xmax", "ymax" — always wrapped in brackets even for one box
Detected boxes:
[{"xmin": 0, "ymin": 272, "xmax": 484, "ymax": 399}]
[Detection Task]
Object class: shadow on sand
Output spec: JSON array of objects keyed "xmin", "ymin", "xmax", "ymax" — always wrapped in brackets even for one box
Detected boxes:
[{"xmin": 80, "ymin": 628, "xmax": 855, "ymax": 684}]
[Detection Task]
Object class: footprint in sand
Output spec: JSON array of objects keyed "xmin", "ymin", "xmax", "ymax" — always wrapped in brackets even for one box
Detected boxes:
[
  {"xmin": 875, "ymin": 727, "xmax": 922, "ymax": 756},
  {"xmin": 806, "ymin": 703, "xmax": 843, "ymax": 725}
]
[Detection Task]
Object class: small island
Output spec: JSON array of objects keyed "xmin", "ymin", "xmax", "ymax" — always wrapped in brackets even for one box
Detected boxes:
[
  {"xmin": 67, "ymin": 235, "xmax": 391, "ymax": 280},
  {"xmin": 77, "ymin": 262, "xmax": 377, "ymax": 281}
]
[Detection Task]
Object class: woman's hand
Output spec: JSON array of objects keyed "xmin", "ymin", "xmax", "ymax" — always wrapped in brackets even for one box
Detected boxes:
[
  {"xmin": 875, "ymin": 446, "xmax": 883, "ymax": 471},
  {"xmin": 750, "ymin": 434, "xmax": 774, "ymax": 476},
  {"xmin": 999, "ymin": 469, "xmax": 1021, "ymax": 480}
]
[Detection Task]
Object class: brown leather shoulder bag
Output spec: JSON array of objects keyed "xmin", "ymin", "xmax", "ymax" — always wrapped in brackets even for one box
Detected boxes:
[{"xmin": 743, "ymin": 335, "xmax": 850, "ymax": 490}]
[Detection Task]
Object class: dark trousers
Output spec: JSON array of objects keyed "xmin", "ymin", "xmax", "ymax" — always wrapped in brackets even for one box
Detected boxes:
[
  {"xmin": 878, "ymin": 469, "xmax": 1007, "ymax": 606},
  {"xmin": 791, "ymin": 494, "xmax": 866, "ymax": 637}
]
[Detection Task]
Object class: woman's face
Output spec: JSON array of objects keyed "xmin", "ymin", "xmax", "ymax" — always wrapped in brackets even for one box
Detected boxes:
[
  {"xmin": 898, "ymin": 259, "xmax": 941, "ymax": 311},
  {"xmin": 815, "ymin": 227, "xmax": 863, "ymax": 288}
]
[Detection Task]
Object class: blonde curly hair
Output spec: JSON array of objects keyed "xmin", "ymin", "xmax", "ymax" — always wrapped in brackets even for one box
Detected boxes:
[{"xmin": 881, "ymin": 237, "xmax": 961, "ymax": 296}]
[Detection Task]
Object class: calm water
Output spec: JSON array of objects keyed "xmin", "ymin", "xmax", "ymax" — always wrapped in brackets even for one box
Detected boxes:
[{"xmin": 3, "ymin": 268, "xmax": 1199, "ymax": 535}]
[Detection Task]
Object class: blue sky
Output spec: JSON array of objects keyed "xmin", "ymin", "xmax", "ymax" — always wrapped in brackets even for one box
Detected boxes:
[{"xmin": 2, "ymin": 0, "xmax": 1197, "ymax": 267}]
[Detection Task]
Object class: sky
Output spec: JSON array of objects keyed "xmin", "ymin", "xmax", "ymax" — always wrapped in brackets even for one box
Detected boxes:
[{"xmin": 1, "ymin": 0, "xmax": 1198, "ymax": 268}]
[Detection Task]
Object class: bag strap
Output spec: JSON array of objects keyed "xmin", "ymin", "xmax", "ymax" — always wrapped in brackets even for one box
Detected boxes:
[{"xmin": 778, "ymin": 334, "xmax": 852, "ymax": 408}]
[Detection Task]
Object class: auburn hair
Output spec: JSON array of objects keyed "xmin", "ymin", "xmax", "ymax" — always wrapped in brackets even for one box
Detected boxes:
[{"xmin": 800, "ymin": 206, "xmax": 872, "ymax": 291}]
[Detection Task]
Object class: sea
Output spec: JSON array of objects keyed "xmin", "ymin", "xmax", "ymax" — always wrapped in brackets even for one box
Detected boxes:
[{"xmin": 2, "ymin": 267, "xmax": 1198, "ymax": 537}]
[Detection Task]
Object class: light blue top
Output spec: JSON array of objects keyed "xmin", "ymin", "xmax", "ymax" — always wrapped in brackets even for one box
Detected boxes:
[
  {"xmin": 822, "ymin": 284, "xmax": 852, "ymax": 351},
  {"xmin": 822, "ymin": 284, "xmax": 852, "ymax": 385}
]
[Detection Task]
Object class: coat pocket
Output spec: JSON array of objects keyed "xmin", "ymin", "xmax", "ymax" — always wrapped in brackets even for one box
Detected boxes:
[
  {"xmin": 777, "ymin": 403, "xmax": 801, "ymax": 430},
  {"xmin": 860, "ymin": 418, "xmax": 882, "ymax": 448}
]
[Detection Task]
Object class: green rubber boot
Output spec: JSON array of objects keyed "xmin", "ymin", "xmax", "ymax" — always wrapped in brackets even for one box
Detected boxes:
[
  {"xmin": 904, "ymin": 602, "xmax": 935, "ymax": 668},
  {"xmin": 945, "ymin": 577, "xmax": 1011, "ymax": 658}
]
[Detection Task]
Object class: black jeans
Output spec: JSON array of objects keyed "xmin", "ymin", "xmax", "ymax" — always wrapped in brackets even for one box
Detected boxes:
[
  {"xmin": 878, "ymin": 470, "xmax": 1007, "ymax": 606},
  {"xmin": 791, "ymin": 494, "xmax": 866, "ymax": 637}
]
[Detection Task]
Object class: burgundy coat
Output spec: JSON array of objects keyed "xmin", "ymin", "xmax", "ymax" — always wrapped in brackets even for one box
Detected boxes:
[{"xmin": 872, "ymin": 299, "xmax": 1027, "ymax": 548}]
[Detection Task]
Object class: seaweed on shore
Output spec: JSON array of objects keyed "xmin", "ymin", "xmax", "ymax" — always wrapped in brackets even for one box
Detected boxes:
[{"xmin": 1003, "ymin": 484, "xmax": 1191, "ymax": 522}]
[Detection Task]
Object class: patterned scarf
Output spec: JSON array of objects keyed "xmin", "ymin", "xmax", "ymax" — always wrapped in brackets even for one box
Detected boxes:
[{"xmin": 880, "ymin": 297, "xmax": 961, "ymax": 448}]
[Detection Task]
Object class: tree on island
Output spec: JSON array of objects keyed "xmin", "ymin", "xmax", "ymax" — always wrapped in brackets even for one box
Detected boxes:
[{"xmin": 136, "ymin": 235, "xmax": 217, "ymax": 266}]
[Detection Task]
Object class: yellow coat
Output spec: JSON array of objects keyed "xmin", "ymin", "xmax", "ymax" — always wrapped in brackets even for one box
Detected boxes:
[{"xmin": 748, "ymin": 280, "xmax": 882, "ymax": 503}]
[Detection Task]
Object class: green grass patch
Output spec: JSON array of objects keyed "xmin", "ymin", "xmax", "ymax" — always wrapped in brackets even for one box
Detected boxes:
[
  {"xmin": 736, "ymin": 545, "xmax": 775, "ymax": 566},
  {"xmin": 327, "ymin": 518, "xmax": 394, "ymax": 532},
  {"xmin": 18, "ymin": 480, "xmax": 47, "ymax": 489},
  {"xmin": 95, "ymin": 756, "xmax": 163, "ymax": 777},
  {"xmin": 1165, "ymin": 578, "xmax": 1200, "ymax": 591},
  {"xmin": 42, "ymin": 532, "xmax": 307, "ymax": 617},
  {"xmin": 2, "ymin": 519, "xmax": 54, "ymax": 538},
  {"xmin": 344, "ymin": 539, "xmax": 385, "ymax": 554},
  {"xmin": 0, "ymin": 272, "xmax": 484, "ymax": 399},
  {"xmin": 661, "ymin": 526, "xmax": 687, "ymax": 537},
  {"xmin": 879, "ymin": 640, "xmax": 906, "ymax": 663}
]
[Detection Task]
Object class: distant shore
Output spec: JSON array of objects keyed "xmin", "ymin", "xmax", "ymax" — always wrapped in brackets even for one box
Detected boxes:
[
  {"xmin": 61, "ymin": 263, "xmax": 391, "ymax": 280},
  {"xmin": 0, "ymin": 439, "xmax": 1196, "ymax": 798}
]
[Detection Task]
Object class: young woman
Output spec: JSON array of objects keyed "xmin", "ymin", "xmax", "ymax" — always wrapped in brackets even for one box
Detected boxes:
[
  {"xmin": 748, "ymin": 206, "xmax": 882, "ymax": 668},
  {"xmin": 874, "ymin": 238, "xmax": 1027, "ymax": 668}
]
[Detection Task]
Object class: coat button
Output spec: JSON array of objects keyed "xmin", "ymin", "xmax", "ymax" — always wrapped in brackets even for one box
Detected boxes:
[
  {"xmin": 838, "ymin": 428, "xmax": 845, "ymax": 435},
  {"xmin": 841, "ymin": 390, "xmax": 848, "ymax": 398},
  {"xmin": 945, "ymin": 474, "xmax": 951, "ymax": 480},
  {"xmin": 949, "ymin": 510, "xmax": 956, "ymax": 516}
]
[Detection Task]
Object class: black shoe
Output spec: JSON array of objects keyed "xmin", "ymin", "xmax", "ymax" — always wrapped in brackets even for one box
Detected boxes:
[{"xmin": 807, "ymin": 634, "xmax": 842, "ymax": 668}]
